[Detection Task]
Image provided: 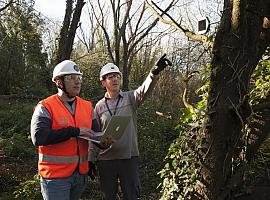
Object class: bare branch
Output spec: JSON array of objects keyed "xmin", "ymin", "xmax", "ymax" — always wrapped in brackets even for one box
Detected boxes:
[
  {"xmin": 0, "ymin": 0, "xmax": 13, "ymax": 12},
  {"xmin": 182, "ymin": 71, "xmax": 199, "ymax": 113},
  {"xmin": 145, "ymin": 0, "xmax": 213, "ymax": 48},
  {"xmin": 128, "ymin": 1, "xmax": 175, "ymax": 57},
  {"xmin": 89, "ymin": 0, "xmax": 115, "ymax": 63}
]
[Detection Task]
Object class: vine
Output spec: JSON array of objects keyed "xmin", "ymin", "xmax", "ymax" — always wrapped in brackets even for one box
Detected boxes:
[
  {"xmin": 158, "ymin": 64, "xmax": 212, "ymax": 199},
  {"xmin": 159, "ymin": 53, "xmax": 270, "ymax": 199}
]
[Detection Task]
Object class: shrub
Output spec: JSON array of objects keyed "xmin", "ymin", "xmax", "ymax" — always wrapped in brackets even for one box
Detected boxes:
[{"xmin": 13, "ymin": 174, "xmax": 42, "ymax": 199}]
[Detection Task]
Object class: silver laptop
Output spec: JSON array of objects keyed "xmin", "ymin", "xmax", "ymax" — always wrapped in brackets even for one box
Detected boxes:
[
  {"xmin": 78, "ymin": 115, "xmax": 131, "ymax": 144},
  {"xmin": 100, "ymin": 115, "xmax": 131, "ymax": 142}
]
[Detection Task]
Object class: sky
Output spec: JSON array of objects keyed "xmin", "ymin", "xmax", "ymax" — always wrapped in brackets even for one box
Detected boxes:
[
  {"xmin": 34, "ymin": 0, "xmax": 66, "ymax": 20},
  {"xmin": 33, "ymin": 0, "xmax": 91, "ymax": 42}
]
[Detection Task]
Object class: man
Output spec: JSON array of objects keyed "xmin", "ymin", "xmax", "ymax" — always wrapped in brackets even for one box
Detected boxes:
[
  {"xmin": 91, "ymin": 54, "xmax": 172, "ymax": 200},
  {"xmin": 31, "ymin": 60, "xmax": 98, "ymax": 200}
]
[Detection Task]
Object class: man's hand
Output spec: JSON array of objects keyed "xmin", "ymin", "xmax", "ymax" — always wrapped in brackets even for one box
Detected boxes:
[
  {"xmin": 88, "ymin": 161, "xmax": 97, "ymax": 180},
  {"xmin": 79, "ymin": 128, "xmax": 95, "ymax": 138},
  {"xmin": 151, "ymin": 54, "xmax": 172, "ymax": 75},
  {"xmin": 99, "ymin": 136, "xmax": 115, "ymax": 149}
]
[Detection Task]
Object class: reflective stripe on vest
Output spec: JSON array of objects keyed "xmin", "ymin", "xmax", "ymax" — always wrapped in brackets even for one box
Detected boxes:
[{"xmin": 39, "ymin": 153, "xmax": 87, "ymax": 163}]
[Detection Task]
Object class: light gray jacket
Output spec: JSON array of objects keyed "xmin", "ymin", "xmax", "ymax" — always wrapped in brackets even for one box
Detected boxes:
[{"xmin": 90, "ymin": 72, "xmax": 158, "ymax": 161}]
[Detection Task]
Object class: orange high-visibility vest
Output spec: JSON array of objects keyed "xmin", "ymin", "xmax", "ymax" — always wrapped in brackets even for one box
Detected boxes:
[{"xmin": 38, "ymin": 94, "xmax": 92, "ymax": 178}]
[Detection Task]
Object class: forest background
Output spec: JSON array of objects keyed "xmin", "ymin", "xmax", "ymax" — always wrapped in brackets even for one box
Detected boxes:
[{"xmin": 1, "ymin": 0, "xmax": 270, "ymax": 200}]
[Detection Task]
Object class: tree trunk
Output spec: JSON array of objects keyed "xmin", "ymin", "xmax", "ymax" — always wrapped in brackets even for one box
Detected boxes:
[
  {"xmin": 200, "ymin": 1, "xmax": 270, "ymax": 199},
  {"xmin": 56, "ymin": 0, "xmax": 85, "ymax": 63}
]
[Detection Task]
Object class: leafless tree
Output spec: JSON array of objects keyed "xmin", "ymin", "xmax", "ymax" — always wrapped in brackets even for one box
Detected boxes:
[{"xmin": 89, "ymin": 0, "xmax": 177, "ymax": 90}]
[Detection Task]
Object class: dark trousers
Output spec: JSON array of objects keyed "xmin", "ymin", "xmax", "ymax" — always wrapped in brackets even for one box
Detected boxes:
[{"xmin": 97, "ymin": 157, "xmax": 141, "ymax": 200}]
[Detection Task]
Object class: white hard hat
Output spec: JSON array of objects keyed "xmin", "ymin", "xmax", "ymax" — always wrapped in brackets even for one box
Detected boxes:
[
  {"xmin": 100, "ymin": 63, "xmax": 122, "ymax": 81},
  {"xmin": 52, "ymin": 60, "xmax": 82, "ymax": 82}
]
